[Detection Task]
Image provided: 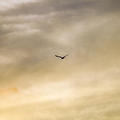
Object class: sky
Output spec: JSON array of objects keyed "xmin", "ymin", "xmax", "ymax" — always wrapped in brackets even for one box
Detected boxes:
[{"xmin": 0, "ymin": 0, "xmax": 120, "ymax": 120}]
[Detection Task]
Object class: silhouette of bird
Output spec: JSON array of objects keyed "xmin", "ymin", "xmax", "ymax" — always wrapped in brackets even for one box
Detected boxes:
[{"xmin": 55, "ymin": 55, "xmax": 68, "ymax": 59}]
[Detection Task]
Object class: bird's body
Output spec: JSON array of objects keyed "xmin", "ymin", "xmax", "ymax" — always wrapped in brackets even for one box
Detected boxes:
[{"xmin": 55, "ymin": 55, "xmax": 68, "ymax": 59}]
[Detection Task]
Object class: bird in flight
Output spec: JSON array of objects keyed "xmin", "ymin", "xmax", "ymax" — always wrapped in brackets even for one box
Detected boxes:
[{"xmin": 55, "ymin": 55, "xmax": 68, "ymax": 59}]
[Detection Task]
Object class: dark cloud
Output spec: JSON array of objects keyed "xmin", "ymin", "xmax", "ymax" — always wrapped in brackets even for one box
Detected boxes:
[
  {"xmin": 1, "ymin": 0, "xmax": 120, "ymax": 17},
  {"xmin": 100, "ymin": 0, "xmax": 120, "ymax": 13},
  {"xmin": 1, "ymin": 0, "xmax": 95, "ymax": 16}
]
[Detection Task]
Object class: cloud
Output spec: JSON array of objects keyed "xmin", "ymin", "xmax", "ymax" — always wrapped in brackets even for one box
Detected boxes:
[
  {"xmin": 0, "ymin": 0, "xmax": 120, "ymax": 89},
  {"xmin": 1, "ymin": 0, "xmax": 93, "ymax": 15},
  {"xmin": 1, "ymin": 0, "xmax": 120, "ymax": 17},
  {"xmin": 0, "ymin": 2, "xmax": 120, "ymax": 118},
  {"xmin": 0, "ymin": 0, "xmax": 39, "ymax": 11}
]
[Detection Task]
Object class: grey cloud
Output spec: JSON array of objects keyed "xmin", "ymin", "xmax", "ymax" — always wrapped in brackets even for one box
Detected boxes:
[
  {"xmin": 99, "ymin": 0, "xmax": 120, "ymax": 13},
  {"xmin": 1, "ymin": 0, "xmax": 95, "ymax": 16},
  {"xmin": 1, "ymin": 0, "xmax": 120, "ymax": 17},
  {"xmin": 0, "ymin": 0, "xmax": 120, "ymax": 87}
]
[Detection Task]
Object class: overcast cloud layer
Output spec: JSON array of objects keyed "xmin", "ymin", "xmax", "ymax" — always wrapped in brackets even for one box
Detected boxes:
[{"xmin": 0, "ymin": 0, "xmax": 120, "ymax": 119}]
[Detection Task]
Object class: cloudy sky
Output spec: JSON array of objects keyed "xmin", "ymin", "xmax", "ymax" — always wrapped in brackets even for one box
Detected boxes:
[{"xmin": 0, "ymin": 0, "xmax": 120, "ymax": 119}]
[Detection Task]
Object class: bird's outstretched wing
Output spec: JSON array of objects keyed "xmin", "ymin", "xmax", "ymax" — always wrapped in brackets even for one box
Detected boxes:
[{"xmin": 55, "ymin": 55, "xmax": 62, "ymax": 58}]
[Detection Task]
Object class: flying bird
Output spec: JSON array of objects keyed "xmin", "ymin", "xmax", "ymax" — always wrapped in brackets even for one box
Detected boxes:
[{"xmin": 55, "ymin": 55, "xmax": 68, "ymax": 59}]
